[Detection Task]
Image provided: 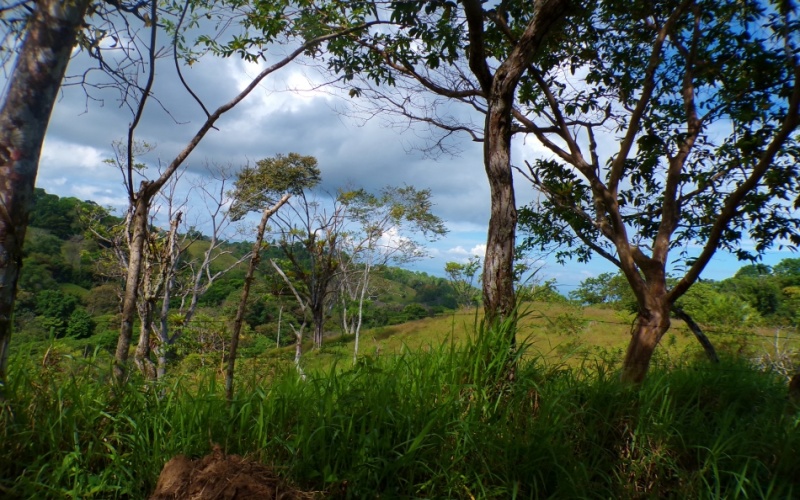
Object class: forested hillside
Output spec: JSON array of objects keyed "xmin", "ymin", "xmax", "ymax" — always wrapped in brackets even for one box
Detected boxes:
[
  {"xmin": 15, "ymin": 188, "xmax": 800, "ymax": 369},
  {"xmin": 11, "ymin": 188, "xmax": 459, "ymax": 357}
]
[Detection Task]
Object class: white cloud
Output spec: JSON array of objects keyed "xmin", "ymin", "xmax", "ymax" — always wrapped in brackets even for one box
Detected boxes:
[
  {"xmin": 469, "ymin": 244, "xmax": 486, "ymax": 256},
  {"xmin": 40, "ymin": 139, "xmax": 106, "ymax": 171},
  {"xmin": 447, "ymin": 245, "xmax": 468, "ymax": 255}
]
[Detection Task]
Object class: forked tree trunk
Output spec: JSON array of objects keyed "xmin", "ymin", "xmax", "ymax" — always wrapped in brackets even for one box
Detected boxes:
[
  {"xmin": 465, "ymin": 0, "xmax": 570, "ymax": 327},
  {"xmin": 0, "ymin": 0, "xmax": 91, "ymax": 386},
  {"xmin": 134, "ymin": 298, "xmax": 157, "ymax": 380},
  {"xmin": 114, "ymin": 196, "xmax": 150, "ymax": 382}
]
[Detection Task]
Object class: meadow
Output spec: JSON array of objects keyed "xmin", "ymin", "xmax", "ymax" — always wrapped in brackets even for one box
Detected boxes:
[{"xmin": 1, "ymin": 304, "xmax": 799, "ymax": 498}]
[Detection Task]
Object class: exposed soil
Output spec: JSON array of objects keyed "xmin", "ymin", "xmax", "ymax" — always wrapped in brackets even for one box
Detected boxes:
[{"xmin": 150, "ymin": 446, "xmax": 318, "ymax": 500}]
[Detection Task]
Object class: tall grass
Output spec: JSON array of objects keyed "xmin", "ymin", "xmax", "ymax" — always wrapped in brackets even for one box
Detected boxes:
[{"xmin": 1, "ymin": 331, "xmax": 798, "ymax": 498}]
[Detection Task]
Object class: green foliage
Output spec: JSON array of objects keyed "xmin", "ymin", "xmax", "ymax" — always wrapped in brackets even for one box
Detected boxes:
[
  {"xmin": 229, "ymin": 153, "xmax": 321, "ymax": 220},
  {"xmin": 676, "ymin": 282, "xmax": 761, "ymax": 329},
  {"xmin": 520, "ymin": 278, "xmax": 568, "ymax": 304},
  {"xmin": 401, "ymin": 303, "xmax": 428, "ymax": 321},
  {"xmin": 341, "ymin": 185, "xmax": 448, "ymax": 256},
  {"xmin": 35, "ymin": 289, "xmax": 78, "ymax": 320},
  {"xmin": 65, "ymin": 308, "xmax": 95, "ymax": 339},
  {"xmin": 28, "ymin": 188, "xmax": 84, "ymax": 239},
  {"xmin": 571, "ymin": 272, "xmax": 638, "ymax": 312},
  {"xmin": 84, "ymin": 284, "xmax": 121, "ymax": 315}
]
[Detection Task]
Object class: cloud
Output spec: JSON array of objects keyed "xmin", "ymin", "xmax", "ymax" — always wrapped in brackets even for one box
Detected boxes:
[
  {"xmin": 446, "ymin": 245, "xmax": 468, "ymax": 256},
  {"xmin": 5, "ymin": 20, "xmax": 775, "ymax": 284},
  {"xmin": 469, "ymin": 244, "xmax": 486, "ymax": 256}
]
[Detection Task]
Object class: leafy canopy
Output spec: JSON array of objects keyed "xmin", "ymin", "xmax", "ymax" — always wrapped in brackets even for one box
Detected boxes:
[
  {"xmin": 516, "ymin": 0, "xmax": 800, "ymax": 302},
  {"xmin": 229, "ymin": 153, "xmax": 321, "ymax": 221}
]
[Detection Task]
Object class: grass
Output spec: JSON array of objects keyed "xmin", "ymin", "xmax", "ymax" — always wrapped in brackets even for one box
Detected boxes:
[
  {"xmin": 2, "ymin": 317, "xmax": 799, "ymax": 498},
  {"xmin": 250, "ymin": 301, "xmax": 787, "ymax": 378}
]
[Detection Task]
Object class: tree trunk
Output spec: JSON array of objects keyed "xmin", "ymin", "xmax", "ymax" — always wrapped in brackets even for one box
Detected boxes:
[
  {"xmin": 114, "ymin": 196, "xmax": 150, "ymax": 382},
  {"xmin": 353, "ymin": 264, "xmax": 369, "ymax": 364},
  {"xmin": 481, "ymin": 105, "xmax": 518, "ymax": 325},
  {"xmin": 312, "ymin": 305, "xmax": 324, "ymax": 349},
  {"xmin": 293, "ymin": 323, "xmax": 306, "ymax": 380},
  {"xmin": 226, "ymin": 194, "xmax": 290, "ymax": 402},
  {"xmin": 0, "ymin": 0, "xmax": 91, "ymax": 386},
  {"xmin": 276, "ymin": 306, "xmax": 282, "ymax": 347},
  {"xmin": 134, "ymin": 298, "xmax": 157, "ymax": 380},
  {"xmin": 465, "ymin": 0, "xmax": 570, "ymax": 327},
  {"xmin": 621, "ymin": 305, "xmax": 671, "ymax": 383},
  {"xmin": 672, "ymin": 306, "xmax": 719, "ymax": 363}
]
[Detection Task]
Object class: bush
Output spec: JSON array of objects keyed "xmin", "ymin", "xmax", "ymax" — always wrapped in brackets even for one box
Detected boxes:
[
  {"xmin": 65, "ymin": 308, "xmax": 95, "ymax": 339},
  {"xmin": 402, "ymin": 303, "xmax": 428, "ymax": 321}
]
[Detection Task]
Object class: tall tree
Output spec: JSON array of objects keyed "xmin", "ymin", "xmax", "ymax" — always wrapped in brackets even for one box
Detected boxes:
[
  {"xmin": 322, "ymin": 0, "xmax": 572, "ymax": 326},
  {"xmin": 0, "ymin": 0, "xmax": 92, "ymax": 385},
  {"xmin": 444, "ymin": 256, "xmax": 482, "ymax": 310},
  {"xmin": 226, "ymin": 153, "xmax": 320, "ymax": 401},
  {"xmin": 516, "ymin": 0, "xmax": 800, "ymax": 381},
  {"xmin": 271, "ymin": 191, "xmax": 347, "ymax": 349}
]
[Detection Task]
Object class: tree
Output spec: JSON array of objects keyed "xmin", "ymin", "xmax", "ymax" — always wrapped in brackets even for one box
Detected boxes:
[
  {"xmin": 65, "ymin": 308, "xmax": 95, "ymax": 339},
  {"xmin": 156, "ymin": 165, "xmax": 251, "ymax": 379},
  {"xmin": 719, "ymin": 269, "xmax": 782, "ymax": 320},
  {"xmin": 338, "ymin": 186, "xmax": 446, "ymax": 362},
  {"xmin": 323, "ymin": 0, "xmax": 572, "ymax": 325},
  {"xmin": 108, "ymin": 4, "xmax": 375, "ymax": 383},
  {"xmin": 516, "ymin": 0, "xmax": 800, "ymax": 381},
  {"xmin": 445, "ymin": 256, "xmax": 482, "ymax": 309},
  {"xmin": 35, "ymin": 290, "xmax": 79, "ymax": 338},
  {"xmin": 271, "ymin": 191, "xmax": 347, "ymax": 350},
  {"xmin": 570, "ymin": 272, "xmax": 636, "ymax": 311},
  {"xmin": 774, "ymin": 258, "xmax": 800, "ymax": 287},
  {"xmin": 0, "ymin": 0, "xmax": 91, "ymax": 386},
  {"xmin": 225, "ymin": 153, "xmax": 320, "ymax": 401},
  {"xmin": 676, "ymin": 282, "xmax": 761, "ymax": 330}
]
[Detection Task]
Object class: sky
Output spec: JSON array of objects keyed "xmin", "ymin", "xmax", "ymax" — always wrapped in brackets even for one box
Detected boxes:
[{"xmin": 7, "ymin": 12, "xmax": 796, "ymax": 295}]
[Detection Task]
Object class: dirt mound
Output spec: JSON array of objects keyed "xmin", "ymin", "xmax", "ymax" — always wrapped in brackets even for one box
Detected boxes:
[{"xmin": 150, "ymin": 446, "xmax": 317, "ymax": 500}]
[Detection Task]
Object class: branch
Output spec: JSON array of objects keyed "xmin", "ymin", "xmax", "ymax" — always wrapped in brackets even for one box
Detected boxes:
[
  {"xmin": 462, "ymin": 0, "xmax": 493, "ymax": 92},
  {"xmin": 671, "ymin": 60, "xmax": 800, "ymax": 302},
  {"xmin": 143, "ymin": 20, "xmax": 380, "ymax": 200},
  {"xmin": 172, "ymin": 0, "xmax": 212, "ymax": 119},
  {"xmin": 270, "ymin": 259, "xmax": 306, "ymax": 314},
  {"xmin": 672, "ymin": 306, "xmax": 719, "ymax": 363},
  {"xmin": 608, "ymin": 0, "xmax": 693, "ymax": 195},
  {"xmin": 654, "ymin": 5, "xmax": 703, "ymax": 264},
  {"xmin": 125, "ymin": 0, "xmax": 157, "ymax": 201}
]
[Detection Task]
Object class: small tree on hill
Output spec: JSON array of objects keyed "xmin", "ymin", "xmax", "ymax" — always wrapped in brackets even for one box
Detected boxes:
[
  {"xmin": 445, "ymin": 257, "xmax": 482, "ymax": 310},
  {"xmin": 338, "ymin": 186, "xmax": 447, "ymax": 362},
  {"xmin": 225, "ymin": 153, "xmax": 320, "ymax": 401}
]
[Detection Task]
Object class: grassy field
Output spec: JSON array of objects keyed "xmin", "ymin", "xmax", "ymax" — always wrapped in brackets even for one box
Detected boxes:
[
  {"xmin": 2, "ymin": 304, "xmax": 798, "ymax": 498},
  {"xmin": 250, "ymin": 302, "xmax": 796, "ymax": 378}
]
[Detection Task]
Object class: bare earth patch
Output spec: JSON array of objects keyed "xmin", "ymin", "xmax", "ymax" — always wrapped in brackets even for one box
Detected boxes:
[{"xmin": 150, "ymin": 446, "xmax": 317, "ymax": 500}]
